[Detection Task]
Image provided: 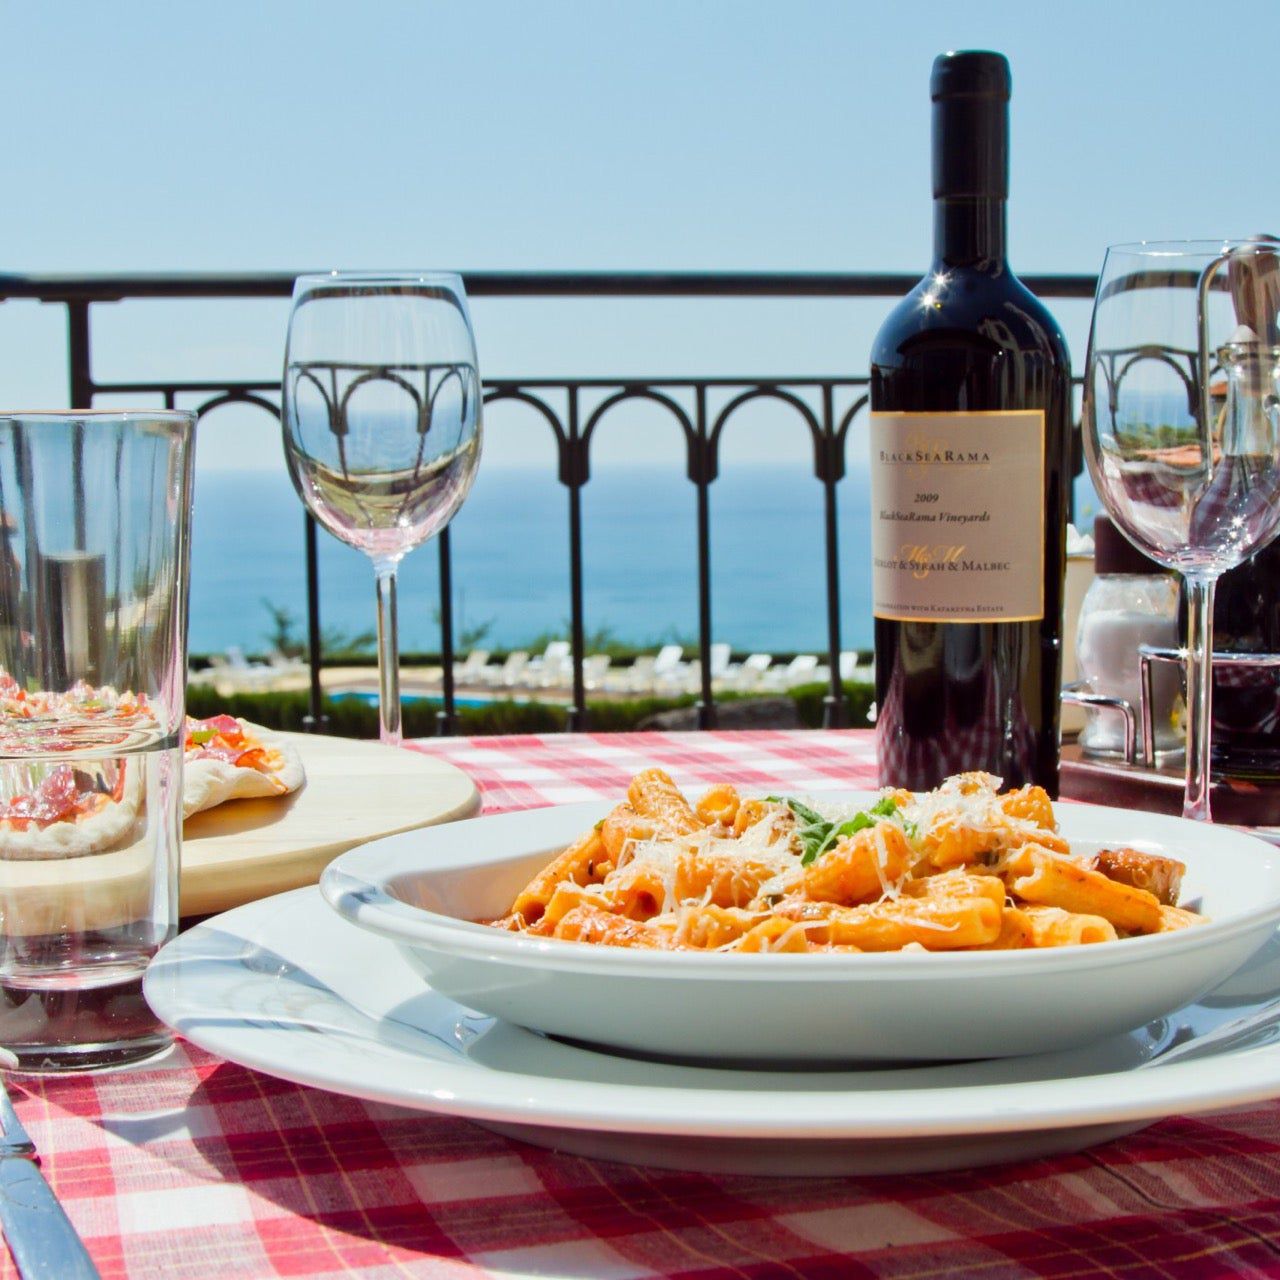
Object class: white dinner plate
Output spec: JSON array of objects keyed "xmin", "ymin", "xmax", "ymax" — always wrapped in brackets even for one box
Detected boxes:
[
  {"xmin": 145, "ymin": 887, "xmax": 1280, "ymax": 1177},
  {"xmin": 319, "ymin": 796, "xmax": 1280, "ymax": 1061}
]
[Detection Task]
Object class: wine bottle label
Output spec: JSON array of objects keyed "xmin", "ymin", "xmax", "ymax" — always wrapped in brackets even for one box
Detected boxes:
[{"xmin": 869, "ymin": 410, "xmax": 1045, "ymax": 622}]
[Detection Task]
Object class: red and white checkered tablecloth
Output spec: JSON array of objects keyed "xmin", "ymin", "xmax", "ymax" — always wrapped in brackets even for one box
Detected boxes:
[{"xmin": 7, "ymin": 730, "xmax": 1280, "ymax": 1280}]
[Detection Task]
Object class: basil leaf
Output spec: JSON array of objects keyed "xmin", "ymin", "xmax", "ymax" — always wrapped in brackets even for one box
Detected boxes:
[
  {"xmin": 769, "ymin": 793, "xmax": 906, "ymax": 866},
  {"xmin": 765, "ymin": 795, "xmax": 826, "ymax": 828}
]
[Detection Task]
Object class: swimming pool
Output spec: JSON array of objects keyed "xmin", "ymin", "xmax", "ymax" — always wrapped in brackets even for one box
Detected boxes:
[{"xmin": 328, "ymin": 689, "xmax": 500, "ymax": 709}]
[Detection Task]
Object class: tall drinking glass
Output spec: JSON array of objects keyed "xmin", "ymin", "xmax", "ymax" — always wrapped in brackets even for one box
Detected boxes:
[
  {"xmin": 1083, "ymin": 240, "xmax": 1280, "ymax": 821},
  {"xmin": 0, "ymin": 410, "xmax": 195, "ymax": 1071},
  {"xmin": 282, "ymin": 272, "xmax": 482, "ymax": 745}
]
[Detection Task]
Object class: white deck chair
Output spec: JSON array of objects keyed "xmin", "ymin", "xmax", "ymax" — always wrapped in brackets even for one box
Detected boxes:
[
  {"xmin": 663, "ymin": 657, "xmax": 702, "ymax": 696},
  {"xmin": 213, "ymin": 646, "xmax": 276, "ymax": 691},
  {"xmin": 763, "ymin": 654, "xmax": 820, "ymax": 691},
  {"xmin": 482, "ymin": 650, "xmax": 528, "ymax": 687},
  {"xmin": 582, "ymin": 653, "xmax": 611, "ymax": 690},
  {"xmin": 266, "ymin": 651, "xmax": 309, "ymax": 679},
  {"xmin": 451, "ymin": 649, "xmax": 491, "ymax": 685},
  {"xmin": 609, "ymin": 654, "xmax": 656, "ymax": 695},
  {"xmin": 708, "ymin": 643, "xmax": 732, "ymax": 681},
  {"xmin": 730, "ymin": 653, "xmax": 773, "ymax": 692},
  {"xmin": 225, "ymin": 645, "xmax": 265, "ymax": 671},
  {"xmin": 675, "ymin": 645, "xmax": 730, "ymax": 695},
  {"xmin": 651, "ymin": 644, "xmax": 690, "ymax": 696},
  {"xmin": 653, "ymin": 644, "xmax": 684, "ymax": 675},
  {"xmin": 528, "ymin": 639, "xmax": 572, "ymax": 688},
  {"xmin": 544, "ymin": 639, "xmax": 571, "ymax": 664}
]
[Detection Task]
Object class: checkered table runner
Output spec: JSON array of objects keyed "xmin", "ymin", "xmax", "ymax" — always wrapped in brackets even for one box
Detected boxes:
[{"xmin": 6, "ymin": 730, "xmax": 1280, "ymax": 1279}]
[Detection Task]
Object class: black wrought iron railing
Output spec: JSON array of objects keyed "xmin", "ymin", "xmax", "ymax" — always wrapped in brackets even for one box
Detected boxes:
[{"xmin": 0, "ymin": 271, "xmax": 1096, "ymax": 732}]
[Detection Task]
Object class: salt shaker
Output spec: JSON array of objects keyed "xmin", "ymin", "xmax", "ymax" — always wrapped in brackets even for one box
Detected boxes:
[{"xmin": 1076, "ymin": 515, "xmax": 1181, "ymax": 758}]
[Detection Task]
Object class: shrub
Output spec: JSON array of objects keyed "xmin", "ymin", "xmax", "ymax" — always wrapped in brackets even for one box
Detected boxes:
[
  {"xmin": 187, "ymin": 686, "xmax": 312, "ymax": 730},
  {"xmin": 187, "ymin": 685, "xmax": 687, "ymax": 737},
  {"xmin": 788, "ymin": 681, "xmax": 876, "ymax": 730},
  {"xmin": 583, "ymin": 695, "xmax": 699, "ymax": 732},
  {"xmin": 185, "ymin": 682, "xmax": 875, "ymax": 737}
]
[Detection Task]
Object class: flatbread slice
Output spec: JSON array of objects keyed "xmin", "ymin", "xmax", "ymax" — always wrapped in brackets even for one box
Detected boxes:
[
  {"xmin": 0, "ymin": 759, "xmax": 144, "ymax": 860},
  {"xmin": 183, "ymin": 715, "xmax": 306, "ymax": 819}
]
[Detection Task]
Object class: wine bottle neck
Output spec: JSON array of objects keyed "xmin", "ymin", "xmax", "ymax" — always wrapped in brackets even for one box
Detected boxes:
[
  {"xmin": 932, "ymin": 198, "xmax": 1007, "ymax": 270},
  {"xmin": 930, "ymin": 53, "xmax": 1009, "ymax": 271}
]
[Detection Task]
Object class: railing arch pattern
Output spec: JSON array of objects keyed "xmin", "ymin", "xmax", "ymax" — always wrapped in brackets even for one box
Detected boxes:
[{"xmin": 0, "ymin": 272, "xmax": 1095, "ymax": 732}]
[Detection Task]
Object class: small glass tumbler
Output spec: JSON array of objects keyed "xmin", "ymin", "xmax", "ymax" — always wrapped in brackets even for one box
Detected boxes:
[{"xmin": 0, "ymin": 411, "xmax": 195, "ymax": 1072}]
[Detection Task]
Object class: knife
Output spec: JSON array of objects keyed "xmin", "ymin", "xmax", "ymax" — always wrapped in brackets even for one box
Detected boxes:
[{"xmin": 0, "ymin": 1080, "xmax": 100, "ymax": 1280}]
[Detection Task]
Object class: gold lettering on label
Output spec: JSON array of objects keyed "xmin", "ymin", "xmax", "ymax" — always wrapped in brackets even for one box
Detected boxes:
[{"xmin": 899, "ymin": 543, "xmax": 966, "ymax": 580}]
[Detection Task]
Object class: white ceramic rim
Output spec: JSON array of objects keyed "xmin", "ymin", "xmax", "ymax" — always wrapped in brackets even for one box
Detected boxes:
[
  {"xmin": 320, "ymin": 797, "xmax": 1280, "ymax": 980},
  {"xmin": 146, "ymin": 887, "xmax": 1280, "ymax": 1141}
]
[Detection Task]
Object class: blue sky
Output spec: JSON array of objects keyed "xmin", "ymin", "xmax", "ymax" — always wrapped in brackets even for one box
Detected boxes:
[{"xmin": 3, "ymin": 0, "xmax": 1279, "ymax": 471}]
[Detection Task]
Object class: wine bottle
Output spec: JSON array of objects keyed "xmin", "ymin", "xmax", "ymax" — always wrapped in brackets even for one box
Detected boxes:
[
  {"xmin": 1204, "ymin": 540, "xmax": 1280, "ymax": 777},
  {"xmin": 869, "ymin": 50, "xmax": 1071, "ymax": 794},
  {"xmin": 1201, "ymin": 237, "xmax": 1280, "ymax": 778}
]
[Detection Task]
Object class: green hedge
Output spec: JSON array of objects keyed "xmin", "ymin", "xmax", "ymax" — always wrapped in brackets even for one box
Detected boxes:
[
  {"xmin": 186, "ymin": 686, "xmax": 560, "ymax": 737},
  {"xmin": 187, "ymin": 685, "xmax": 700, "ymax": 737},
  {"xmin": 789, "ymin": 681, "xmax": 876, "ymax": 730},
  {"xmin": 185, "ymin": 682, "xmax": 875, "ymax": 737}
]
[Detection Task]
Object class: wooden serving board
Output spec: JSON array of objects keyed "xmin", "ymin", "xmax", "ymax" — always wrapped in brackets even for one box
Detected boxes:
[
  {"xmin": 0, "ymin": 734, "xmax": 480, "ymax": 935},
  {"xmin": 179, "ymin": 732, "xmax": 480, "ymax": 917}
]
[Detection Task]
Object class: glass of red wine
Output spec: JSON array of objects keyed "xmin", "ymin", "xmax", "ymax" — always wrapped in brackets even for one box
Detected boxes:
[{"xmin": 1083, "ymin": 240, "xmax": 1280, "ymax": 821}]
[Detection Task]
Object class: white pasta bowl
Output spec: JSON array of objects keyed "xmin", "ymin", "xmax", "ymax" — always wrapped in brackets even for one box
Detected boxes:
[{"xmin": 320, "ymin": 795, "xmax": 1280, "ymax": 1063}]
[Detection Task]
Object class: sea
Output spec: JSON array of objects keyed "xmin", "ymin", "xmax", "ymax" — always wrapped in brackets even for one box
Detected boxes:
[{"xmin": 188, "ymin": 464, "xmax": 879, "ymax": 657}]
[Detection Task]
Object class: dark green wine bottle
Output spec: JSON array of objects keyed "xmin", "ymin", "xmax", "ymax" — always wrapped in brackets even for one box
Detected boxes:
[{"xmin": 869, "ymin": 51, "xmax": 1071, "ymax": 794}]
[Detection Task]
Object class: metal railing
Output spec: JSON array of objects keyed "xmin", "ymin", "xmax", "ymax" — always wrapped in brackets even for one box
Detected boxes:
[{"xmin": 0, "ymin": 271, "xmax": 1096, "ymax": 732}]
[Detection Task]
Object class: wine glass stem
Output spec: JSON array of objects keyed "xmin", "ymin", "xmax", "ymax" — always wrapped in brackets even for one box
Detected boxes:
[
  {"xmin": 1182, "ymin": 572, "xmax": 1217, "ymax": 823},
  {"xmin": 373, "ymin": 558, "xmax": 402, "ymax": 747}
]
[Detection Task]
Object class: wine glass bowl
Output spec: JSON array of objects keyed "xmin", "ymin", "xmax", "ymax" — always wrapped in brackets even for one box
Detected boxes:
[
  {"xmin": 1083, "ymin": 240, "xmax": 1280, "ymax": 820},
  {"xmin": 281, "ymin": 272, "xmax": 482, "ymax": 743}
]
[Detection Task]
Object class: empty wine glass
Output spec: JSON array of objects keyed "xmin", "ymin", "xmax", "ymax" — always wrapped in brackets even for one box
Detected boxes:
[
  {"xmin": 282, "ymin": 272, "xmax": 482, "ymax": 745},
  {"xmin": 1083, "ymin": 240, "xmax": 1280, "ymax": 821}
]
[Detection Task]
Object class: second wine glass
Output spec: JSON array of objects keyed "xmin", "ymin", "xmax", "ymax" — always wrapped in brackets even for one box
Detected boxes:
[
  {"xmin": 1083, "ymin": 239, "xmax": 1280, "ymax": 821},
  {"xmin": 281, "ymin": 272, "xmax": 482, "ymax": 745}
]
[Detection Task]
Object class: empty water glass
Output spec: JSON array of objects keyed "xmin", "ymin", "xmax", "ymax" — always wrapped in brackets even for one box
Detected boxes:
[{"xmin": 0, "ymin": 410, "xmax": 195, "ymax": 1071}]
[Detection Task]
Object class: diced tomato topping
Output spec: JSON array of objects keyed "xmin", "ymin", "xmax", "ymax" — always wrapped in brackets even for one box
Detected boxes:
[
  {"xmin": 235, "ymin": 747, "xmax": 269, "ymax": 772},
  {"xmin": 0, "ymin": 765, "xmax": 90, "ymax": 828},
  {"xmin": 186, "ymin": 742, "xmax": 270, "ymax": 772},
  {"xmin": 185, "ymin": 714, "xmax": 244, "ymax": 749},
  {"xmin": 183, "ymin": 714, "xmax": 274, "ymax": 773}
]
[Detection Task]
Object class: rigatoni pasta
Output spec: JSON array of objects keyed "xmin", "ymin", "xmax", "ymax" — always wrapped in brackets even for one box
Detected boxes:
[{"xmin": 491, "ymin": 770, "xmax": 1205, "ymax": 953}]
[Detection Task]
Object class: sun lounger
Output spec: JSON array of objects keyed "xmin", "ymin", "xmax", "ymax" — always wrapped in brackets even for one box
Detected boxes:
[
  {"xmin": 526, "ymin": 640, "xmax": 572, "ymax": 688},
  {"xmin": 762, "ymin": 654, "xmax": 820, "ymax": 691},
  {"xmin": 722, "ymin": 652, "xmax": 772, "ymax": 692},
  {"xmin": 481, "ymin": 651, "xmax": 529, "ymax": 688},
  {"xmin": 451, "ymin": 649, "xmax": 491, "ymax": 685}
]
